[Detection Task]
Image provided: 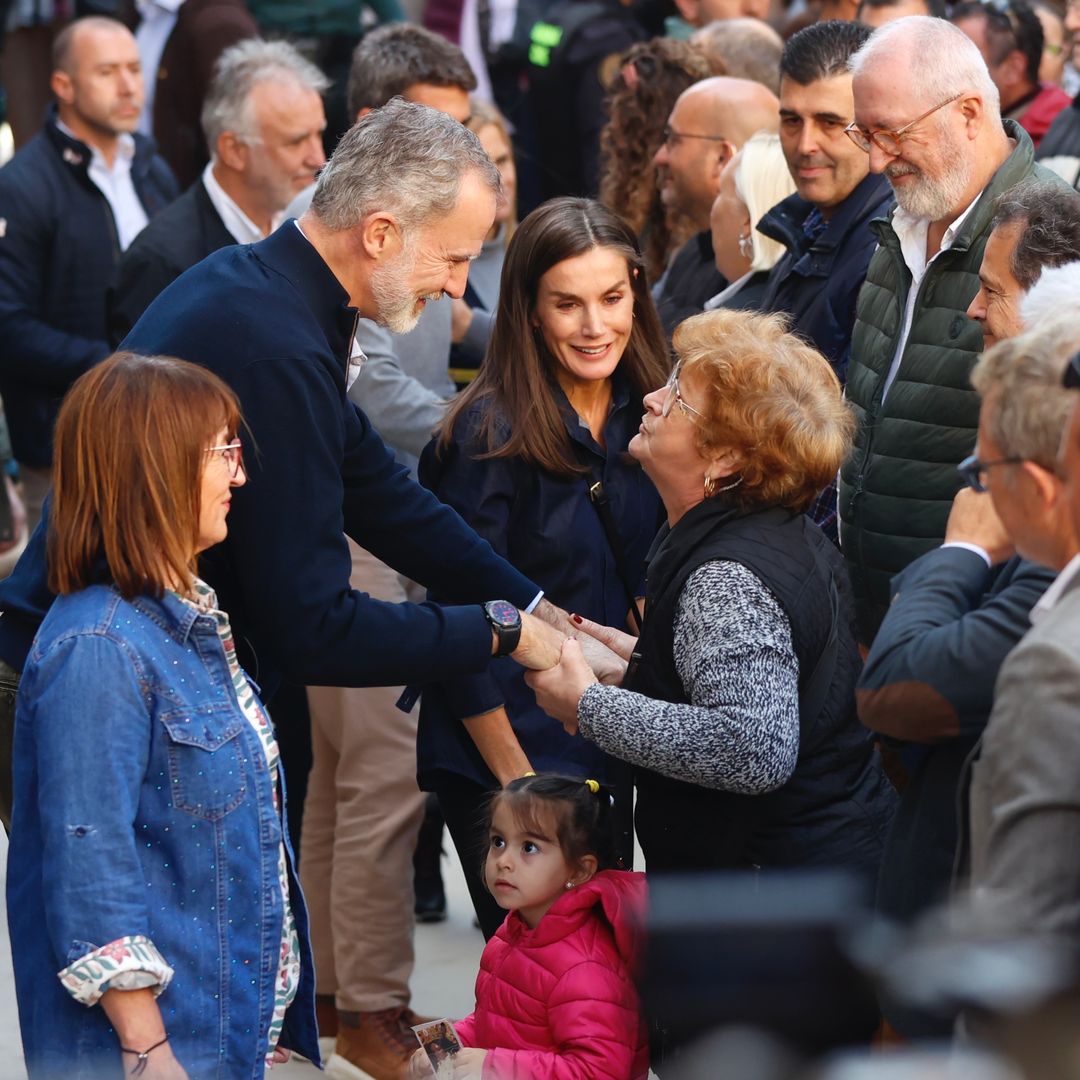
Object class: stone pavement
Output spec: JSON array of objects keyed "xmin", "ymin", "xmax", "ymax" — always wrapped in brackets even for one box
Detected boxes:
[{"xmin": 0, "ymin": 827, "xmax": 484, "ymax": 1080}]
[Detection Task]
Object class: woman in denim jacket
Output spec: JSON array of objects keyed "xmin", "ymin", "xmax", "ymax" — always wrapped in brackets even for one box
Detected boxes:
[{"xmin": 6, "ymin": 353, "xmax": 319, "ymax": 1079}]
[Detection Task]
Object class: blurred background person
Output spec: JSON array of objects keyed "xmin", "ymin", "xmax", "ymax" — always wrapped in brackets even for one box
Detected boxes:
[
  {"xmin": 665, "ymin": 0, "xmax": 769, "ymax": 40},
  {"xmin": 527, "ymin": 308, "xmax": 896, "ymax": 885},
  {"xmin": 449, "ymin": 98, "xmax": 519, "ymax": 386},
  {"xmin": 952, "ymin": 0, "xmax": 1072, "ymax": 149},
  {"xmin": 690, "ymin": 16, "xmax": 784, "ymax": 94},
  {"xmin": 705, "ymin": 132, "xmax": 795, "ymax": 310},
  {"xmin": 418, "ymin": 197, "xmax": 669, "ymax": 939},
  {"xmin": 108, "ymin": 38, "xmax": 329, "ymax": 342},
  {"xmin": 0, "ymin": 15, "xmax": 176, "ymax": 534},
  {"xmin": 123, "ymin": 0, "xmax": 258, "ymax": 189},
  {"xmin": 7, "ymin": 351, "xmax": 319, "ymax": 1077},
  {"xmin": 598, "ymin": 37, "xmax": 717, "ymax": 280},
  {"xmin": 651, "ymin": 75, "xmax": 780, "ymax": 336},
  {"xmin": 856, "ymin": 0, "xmax": 947, "ymax": 28},
  {"xmin": 1034, "ymin": 0, "xmax": 1068, "ymax": 86}
]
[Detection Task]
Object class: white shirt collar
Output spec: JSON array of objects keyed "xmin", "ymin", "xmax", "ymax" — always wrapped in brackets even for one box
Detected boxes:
[
  {"xmin": 1031, "ymin": 553, "xmax": 1080, "ymax": 625},
  {"xmin": 56, "ymin": 118, "xmax": 136, "ymax": 167},
  {"xmin": 891, "ymin": 194, "xmax": 981, "ymax": 276},
  {"xmin": 136, "ymin": 0, "xmax": 185, "ymax": 14},
  {"xmin": 202, "ymin": 161, "xmax": 279, "ymax": 245}
]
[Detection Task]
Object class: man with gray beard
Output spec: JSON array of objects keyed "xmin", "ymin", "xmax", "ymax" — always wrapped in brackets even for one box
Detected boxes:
[{"xmin": 836, "ymin": 15, "xmax": 1068, "ymax": 643}]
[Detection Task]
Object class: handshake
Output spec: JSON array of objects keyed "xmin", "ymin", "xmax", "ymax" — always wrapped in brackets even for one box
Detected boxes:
[{"xmin": 506, "ymin": 601, "xmax": 638, "ymax": 734}]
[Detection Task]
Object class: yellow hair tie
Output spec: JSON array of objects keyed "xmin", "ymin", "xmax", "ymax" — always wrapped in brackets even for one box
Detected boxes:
[{"xmin": 585, "ymin": 779, "xmax": 600, "ymax": 794}]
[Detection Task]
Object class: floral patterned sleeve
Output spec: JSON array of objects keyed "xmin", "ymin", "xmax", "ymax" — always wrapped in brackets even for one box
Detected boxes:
[{"xmin": 58, "ymin": 934, "xmax": 174, "ymax": 1006}]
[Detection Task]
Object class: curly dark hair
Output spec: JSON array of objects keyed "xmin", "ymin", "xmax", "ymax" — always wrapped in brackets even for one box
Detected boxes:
[{"xmin": 598, "ymin": 38, "xmax": 721, "ymax": 279}]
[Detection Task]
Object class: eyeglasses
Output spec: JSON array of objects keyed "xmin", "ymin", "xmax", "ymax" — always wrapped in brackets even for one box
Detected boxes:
[
  {"xmin": 206, "ymin": 438, "xmax": 244, "ymax": 479},
  {"xmin": 1063, "ymin": 350, "xmax": 1080, "ymax": 390},
  {"xmin": 661, "ymin": 362, "xmax": 703, "ymax": 420},
  {"xmin": 981, "ymin": 0, "xmax": 1022, "ymax": 37},
  {"xmin": 662, "ymin": 124, "xmax": 729, "ymax": 150},
  {"xmin": 845, "ymin": 93, "xmax": 963, "ymax": 156},
  {"xmin": 957, "ymin": 452, "xmax": 1022, "ymax": 492}
]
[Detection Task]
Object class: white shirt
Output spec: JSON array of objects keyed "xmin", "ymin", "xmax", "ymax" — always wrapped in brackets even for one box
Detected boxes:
[
  {"xmin": 202, "ymin": 161, "xmax": 280, "ymax": 245},
  {"xmin": 880, "ymin": 196, "xmax": 980, "ymax": 403},
  {"xmin": 1030, "ymin": 553, "xmax": 1080, "ymax": 626},
  {"xmin": 135, "ymin": 0, "xmax": 186, "ymax": 138},
  {"xmin": 57, "ymin": 120, "xmax": 147, "ymax": 251}
]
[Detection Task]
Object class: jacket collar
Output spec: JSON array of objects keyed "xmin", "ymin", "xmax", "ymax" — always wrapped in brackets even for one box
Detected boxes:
[
  {"xmin": 871, "ymin": 119, "xmax": 1036, "ymax": 254},
  {"xmin": 128, "ymin": 588, "xmax": 203, "ymax": 644},
  {"xmin": 251, "ymin": 221, "xmax": 356, "ymax": 362},
  {"xmin": 757, "ymin": 172, "xmax": 893, "ymax": 272},
  {"xmin": 553, "ymin": 372, "xmax": 633, "ymax": 460},
  {"xmin": 43, "ymin": 103, "xmax": 160, "ymax": 183}
]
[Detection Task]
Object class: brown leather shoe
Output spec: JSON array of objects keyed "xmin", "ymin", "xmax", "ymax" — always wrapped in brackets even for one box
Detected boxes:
[
  {"xmin": 330, "ymin": 1007, "xmax": 417, "ymax": 1080},
  {"xmin": 316, "ymin": 994, "xmax": 339, "ymax": 1039}
]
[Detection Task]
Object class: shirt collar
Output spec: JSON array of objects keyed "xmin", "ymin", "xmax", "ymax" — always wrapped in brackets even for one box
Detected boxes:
[
  {"xmin": 1030, "ymin": 552, "xmax": 1080, "ymax": 624},
  {"xmin": 136, "ymin": 0, "xmax": 186, "ymax": 14},
  {"xmin": 56, "ymin": 118, "xmax": 136, "ymax": 169},
  {"xmin": 892, "ymin": 191, "xmax": 980, "ymax": 252},
  {"xmin": 202, "ymin": 161, "xmax": 277, "ymax": 244}
]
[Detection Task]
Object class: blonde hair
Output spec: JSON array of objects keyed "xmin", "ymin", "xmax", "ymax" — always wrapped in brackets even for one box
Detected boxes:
[
  {"xmin": 674, "ymin": 309, "xmax": 855, "ymax": 511},
  {"xmin": 733, "ymin": 132, "xmax": 797, "ymax": 273},
  {"xmin": 466, "ymin": 97, "xmax": 517, "ymax": 245}
]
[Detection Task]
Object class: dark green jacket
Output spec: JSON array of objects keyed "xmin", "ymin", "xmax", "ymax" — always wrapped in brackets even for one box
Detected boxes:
[{"xmin": 839, "ymin": 121, "xmax": 1062, "ymax": 642}]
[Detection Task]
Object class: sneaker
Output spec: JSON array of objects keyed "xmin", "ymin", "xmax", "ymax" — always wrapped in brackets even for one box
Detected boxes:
[{"xmin": 328, "ymin": 1007, "xmax": 418, "ymax": 1080}]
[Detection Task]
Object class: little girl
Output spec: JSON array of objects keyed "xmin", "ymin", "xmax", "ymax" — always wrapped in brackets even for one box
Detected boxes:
[{"xmin": 415, "ymin": 774, "xmax": 649, "ymax": 1080}]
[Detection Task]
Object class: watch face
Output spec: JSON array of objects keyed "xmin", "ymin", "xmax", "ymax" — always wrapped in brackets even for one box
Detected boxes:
[{"xmin": 486, "ymin": 600, "xmax": 519, "ymax": 627}]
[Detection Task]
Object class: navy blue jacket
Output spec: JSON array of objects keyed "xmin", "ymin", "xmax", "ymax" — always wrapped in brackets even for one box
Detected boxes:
[
  {"xmin": 757, "ymin": 173, "xmax": 894, "ymax": 384},
  {"xmin": 416, "ymin": 380, "xmax": 662, "ymax": 790},
  {"xmin": 858, "ymin": 546, "xmax": 1054, "ymax": 927},
  {"xmin": 0, "ymin": 223, "xmax": 539, "ymax": 699},
  {"xmin": 0, "ymin": 109, "xmax": 177, "ymax": 466}
]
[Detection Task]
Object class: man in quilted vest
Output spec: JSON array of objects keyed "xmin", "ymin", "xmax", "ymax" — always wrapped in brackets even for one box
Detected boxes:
[{"xmin": 838, "ymin": 14, "xmax": 1067, "ymax": 643}]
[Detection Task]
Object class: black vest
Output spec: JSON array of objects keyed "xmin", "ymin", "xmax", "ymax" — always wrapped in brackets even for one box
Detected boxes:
[{"xmin": 628, "ymin": 499, "xmax": 894, "ymax": 877}]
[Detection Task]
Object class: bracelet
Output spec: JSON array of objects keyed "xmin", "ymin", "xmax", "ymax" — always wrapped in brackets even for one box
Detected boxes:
[
  {"xmin": 521, "ymin": 771, "xmax": 536, "ymax": 778},
  {"xmin": 120, "ymin": 1035, "xmax": 169, "ymax": 1076}
]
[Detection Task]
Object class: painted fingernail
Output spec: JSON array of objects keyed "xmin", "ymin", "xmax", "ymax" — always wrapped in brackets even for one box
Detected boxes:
[{"xmin": 570, "ymin": 613, "xmax": 583, "ymax": 624}]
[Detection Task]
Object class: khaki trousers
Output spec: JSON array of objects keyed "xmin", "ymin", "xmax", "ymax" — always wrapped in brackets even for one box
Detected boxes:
[{"xmin": 301, "ymin": 540, "xmax": 426, "ymax": 1012}]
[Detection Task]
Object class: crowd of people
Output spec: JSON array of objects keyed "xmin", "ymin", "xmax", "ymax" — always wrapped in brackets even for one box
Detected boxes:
[{"xmin": 1, "ymin": 0, "xmax": 1080, "ymax": 1077}]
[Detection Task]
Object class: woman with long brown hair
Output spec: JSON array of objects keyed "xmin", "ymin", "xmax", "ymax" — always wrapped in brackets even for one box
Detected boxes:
[
  {"xmin": 7, "ymin": 352, "xmax": 319, "ymax": 1078},
  {"xmin": 417, "ymin": 197, "xmax": 670, "ymax": 937}
]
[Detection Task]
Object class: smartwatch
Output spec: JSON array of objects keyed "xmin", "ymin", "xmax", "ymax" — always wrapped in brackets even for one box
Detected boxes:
[{"xmin": 484, "ymin": 600, "xmax": 522, "ymax": 658}]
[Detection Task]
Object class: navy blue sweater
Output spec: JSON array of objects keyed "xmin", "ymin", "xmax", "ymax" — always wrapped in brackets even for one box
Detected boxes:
[
  {"xmin": 0, "ymin": 223, "xmax": 538, "ymax": 698},
  {"xmin": 0, "ymin": 110, "xmax": 177, "ymax": 466}
]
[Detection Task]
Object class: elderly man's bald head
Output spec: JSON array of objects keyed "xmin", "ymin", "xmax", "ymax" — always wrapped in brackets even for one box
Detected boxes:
[{"xmin": 653, "ymin": 76, "xmax": 780, "ymax": 229}]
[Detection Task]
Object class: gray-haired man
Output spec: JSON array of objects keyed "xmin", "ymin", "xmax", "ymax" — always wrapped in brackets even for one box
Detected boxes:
[{"xmin": 107, "ymin": 38, "xmax": 329, "ymax": 341}]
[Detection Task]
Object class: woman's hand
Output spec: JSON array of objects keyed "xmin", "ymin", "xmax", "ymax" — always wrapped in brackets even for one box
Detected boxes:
[
  {"xmin": 452, "ymin": 1048, "xmax": 488, "ymax": 1078},
  {"xmin": 408, "ymin": 1047, "xmax": 433, "ymax": 1078},
  {"xmin": 524, "ymin": 639, "xmax": 598, "ymax": 735},
  {"xmin": 270, "ymin": 1046, "xmax": 291, "ymax": 1066},
  {"xmin": 568, "ymin": 613, "xmax": 637, "ymax": 663}
]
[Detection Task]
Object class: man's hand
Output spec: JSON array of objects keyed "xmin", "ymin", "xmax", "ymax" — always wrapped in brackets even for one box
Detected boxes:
[
  {"xmin": 525, "ymin": 639, "xmax": 599, "ymax": 735},
  {"xmin": 945, "ymin": 488, "xmax": 1015, "ymax": 565},
  {"xmin": 509, "ymin": 612, "xmax": 564, "ymax": 670},
  {"xmin": 532, "ymin": 601, "xmax": 628, "ymax": 684},
  {"xmin": 451, "ymin": 299, "xmax": 474, "ymax": 344}
]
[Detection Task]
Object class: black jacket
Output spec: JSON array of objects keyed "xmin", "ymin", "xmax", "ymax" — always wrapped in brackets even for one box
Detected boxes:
[
  {"xmin": 654, "ymin": 229, "xmax": 726, "ymax": 339},
  {"xmin": 0, "ymin": 110, "xmax": 177, "ymax": 466},
  {"xmin": 757, "ymin": 174, "xmax": 894, "ymax": 385},
  {"xmin": 629, "ymin": 498, "xmax": 896, "ymax": 879},
  {"xmin": 108, "ymin": 177, "xmax": 236, "ymax": 345},
  {"xmin": 1037, "ymin": 92, "xmax": 1080, "ymax": 188}
]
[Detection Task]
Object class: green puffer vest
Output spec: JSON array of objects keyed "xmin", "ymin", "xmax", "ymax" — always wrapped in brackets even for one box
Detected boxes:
[{"xmin": 839, "ymin": 121, "xmax": 1063, "ymax": 642}]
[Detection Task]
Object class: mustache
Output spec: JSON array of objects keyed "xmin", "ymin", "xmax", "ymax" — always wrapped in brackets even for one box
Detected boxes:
[
  {"xmin": 795, "ymin": 157, "xmax": 833, "ymax": 169},
  {"xmin": 885, "ymin": 161, "xmax": 920, "ymax": 179}
]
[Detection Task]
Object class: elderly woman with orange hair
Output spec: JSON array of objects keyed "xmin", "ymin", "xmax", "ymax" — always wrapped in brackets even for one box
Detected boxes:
[{"xmin": 529, "ymin": 309, "xmax": 896, "ymax": 879}]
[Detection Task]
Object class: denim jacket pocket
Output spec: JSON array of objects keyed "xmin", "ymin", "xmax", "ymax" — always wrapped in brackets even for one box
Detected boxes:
[{"xmin": 159, "ymin": 708, "xmax": 248, "ymax": 820}]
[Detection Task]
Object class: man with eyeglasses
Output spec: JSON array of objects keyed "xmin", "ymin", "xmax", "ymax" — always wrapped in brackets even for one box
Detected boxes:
[
  {"xmin": 651, "ymin": 75, "xmax": 780, "ymax": 337},
  {"xmin": 952, "ymin": 0, "xmax": 1071, "ymax": 150},
  {"xmin": 859, "ymin": 314, "xmax": 1074, "ymax": 1035},
  {"xmin": 950, "ymin": 315, "xmax": 1080, "ymax": 952},
  {"xmin": 837, "ymin": 15, "xmax": 1067, "ymax": 644}
]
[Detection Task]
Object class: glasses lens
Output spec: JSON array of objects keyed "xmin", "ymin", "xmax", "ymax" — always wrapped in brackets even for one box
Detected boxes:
[
  {"xmin": 873, "ymin": 131, "xmax": 902, "ymax": 156},
  {"xmin": 845, "ymin": 126, "xmax": 871, "ymax": 152}
]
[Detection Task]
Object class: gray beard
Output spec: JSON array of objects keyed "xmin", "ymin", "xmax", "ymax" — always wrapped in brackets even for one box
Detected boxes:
[{"xmin": 887, "ymin": 148, "xmax": 973, "ymax": 222}]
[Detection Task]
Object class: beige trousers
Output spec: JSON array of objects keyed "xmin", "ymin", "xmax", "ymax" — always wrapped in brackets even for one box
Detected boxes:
[{"xmin": 300, "ymin": 539, "xmax": 427, "ymax": 1012}]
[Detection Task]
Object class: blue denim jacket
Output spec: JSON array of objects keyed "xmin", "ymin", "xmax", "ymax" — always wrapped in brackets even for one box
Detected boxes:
[{"xmin": 6, "ymin": 585, "xmax": 318, "ymax": 1079}]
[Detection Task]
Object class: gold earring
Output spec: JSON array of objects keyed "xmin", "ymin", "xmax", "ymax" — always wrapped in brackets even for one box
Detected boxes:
[{"xmin": 704, "ymin": 475, "xmax": 717, "ymax": 498}]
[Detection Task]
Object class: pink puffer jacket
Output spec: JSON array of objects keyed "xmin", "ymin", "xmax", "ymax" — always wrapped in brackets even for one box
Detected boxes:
[{"xmin": 455, "ymin": 870, "xmax": 649, "ymax": 1080}]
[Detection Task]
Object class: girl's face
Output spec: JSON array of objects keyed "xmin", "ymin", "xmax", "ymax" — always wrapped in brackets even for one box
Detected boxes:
[
  {"xmin": 477, "ymin": 122, "xmax": 516, "ymax": 227},
  {"xmin": 532, "ymin": 246, "xmax": 635, "ymax": 390},
  {"xmin": 486, "ymin": 801, "xmax": 582, "ymax": 928},
  {"xmin": 197, "ymin": 425, "xmax": 245, "ymax": 553}
]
